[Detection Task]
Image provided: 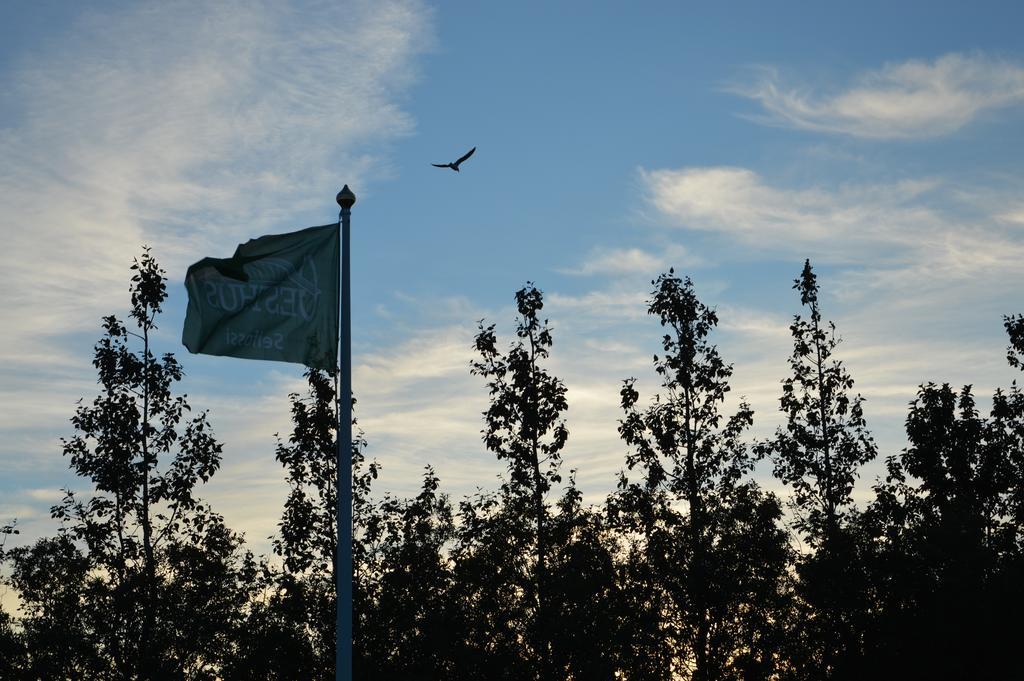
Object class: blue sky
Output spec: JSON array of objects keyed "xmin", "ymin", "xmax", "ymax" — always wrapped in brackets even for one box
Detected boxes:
[{"xmin": 3, "ymin": 0, "xmax": 1024, "ymax": 580}]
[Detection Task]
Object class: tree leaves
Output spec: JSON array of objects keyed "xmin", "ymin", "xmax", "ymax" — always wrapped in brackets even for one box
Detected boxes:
[
  {"xmin": 2, "ymin": 248, "xmax": 250, "ymax": 679},
  {"xmin": 4, "ymin": 258, "xmax": 1023, "ymax": 680}
]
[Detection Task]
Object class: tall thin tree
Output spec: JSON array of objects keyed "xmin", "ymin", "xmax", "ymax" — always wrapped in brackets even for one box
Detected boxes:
[
  {"xmin": 764, "ymin": 260, "xmax": 877, "ymax": 544},
  {"xmin": 5, "ymin": 247, "xmax": 251, "ymax": 679},
  {"xmin": 471, "ymin": 283, "xmax": 569, "ymax": 679},
  {"xmin": 758, "ymin": 260, "xmax": 876, "ymax": 676}
]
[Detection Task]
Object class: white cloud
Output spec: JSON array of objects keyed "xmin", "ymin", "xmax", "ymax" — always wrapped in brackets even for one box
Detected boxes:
[{"xmin": 731, "ymin": 53, "xmax": 1024, "ymax": 138}]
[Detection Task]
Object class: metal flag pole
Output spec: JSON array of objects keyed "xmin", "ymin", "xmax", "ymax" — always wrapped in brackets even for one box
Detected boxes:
[{"xmin": 335, "ymin": 185, "xmax": 355, "ymax": 681}]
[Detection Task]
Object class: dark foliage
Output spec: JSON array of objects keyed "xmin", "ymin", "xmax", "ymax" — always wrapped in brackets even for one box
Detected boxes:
[
  {"xmin": 858, "ymin": 382, "xmax": 1024, "ymax": 680},
  {"xmin": 1006, "ymin": 313, "xmax": 1024, "ymax": 370},
  {"xmin": 225, "ymin": 368, "xmax": 374, "ymax": 680},
  {"xmin": 610, "ymin": 270, "xmax": 792, "ymax": 680},
  {"xmin": 3, "ymin": 257, "xmax": 1023, "ymax": 681},
  {"xmin": 756, "ymin": 260, "xmax": 877, "ymax": 678},
  {"xmin": 763, "ymin": 260, "xmax": 877, "ymax": 541},
  {"xmin": 1, "ymin": 248, "xmax": 254, "ymax": 680},
  {"xmin": 469, "ymin": 283, "xmax": 570, "ymax": 679}
]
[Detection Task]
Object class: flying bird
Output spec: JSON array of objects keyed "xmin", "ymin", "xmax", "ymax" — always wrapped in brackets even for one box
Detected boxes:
[{"xmin": 432, "ymin": 146, "xmax": 476, "ymax": 172}]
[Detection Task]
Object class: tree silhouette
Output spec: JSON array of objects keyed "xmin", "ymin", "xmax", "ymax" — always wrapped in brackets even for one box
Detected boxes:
[
  {"xmin": 757, "ymin": 260, "xmax": 876, "ymax": 677},
  {"xmin": 0, "ymin": 522, "xmax": 27, "ymax": 677},
  {"xmin": 5, "ymin": 249, "xmax": 1024, "ymax": 680},
  {"xmin": 470, "ymin": 283, "xmax": 569, "ymax": 679},
  {"xmin": 1006, "ymin": 313, "xmax": 1024, "ymax": 371},
  {"xmin": 2, "ymin": 248, "xmax": 253, "ymax": 679},
  {"xmin": 545, "ymin": 473, "xmax": 623, "ymax": 679},
  {"xmin": 270, "ymin": 368, "xmax": 343, "ymax": 677},
  {"xmin": 1002, "ymin": 315, "xmax": 1024, "ymax": 538},
  {"xmin": 225, "ymin": 370, "xmax": 338, "ymax": 679},
  {"xmin": 763, "ymin": 260, "xmax": 876, "ymax": 542},
  {"xmin": 612, "ymin": 270, "xmax": 791, "ymax": 680},
  {"xmin": 226, "ymin": 369, "xmax": 382, "ymax": 681},
  {"xmin": 861, "ymin": 382, "xmax": 1024, "ymax": 679},
  {"xmin": 446, "ymin": 483, "xmax": 537, "ymax": 679},
  {"xmin": 357, "ymin": 467, "xmax": 457, "ymax": 679}
]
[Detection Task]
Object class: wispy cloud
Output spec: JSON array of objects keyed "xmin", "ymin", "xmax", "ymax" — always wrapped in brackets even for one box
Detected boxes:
[
  {"xmin": 729, "ymin": 53, "xmax": 1024, "ymax": 138},
  {"xmin": 0, "ymin": 0, "xmax": 432, "ymax": 549},
  {"xmin": 0, "ymin": 0, "xmax": 431, "ymax": 349},
  {"xmin": 995, "ymin": 208, "xmax": 1024, "ymax": 225},
  {"xmin": 640, "ymin": 165, "xmax": 1024, "ymax": 292},
  {"xmin": 641, "ymin": 165, "xmax": 943, "ymax": 255}
]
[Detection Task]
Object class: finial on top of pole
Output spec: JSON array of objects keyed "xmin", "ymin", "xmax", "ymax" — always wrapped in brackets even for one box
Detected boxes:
[{"xmin": 336, "ymin": 185, "xmax": 356, "ymax": 210}]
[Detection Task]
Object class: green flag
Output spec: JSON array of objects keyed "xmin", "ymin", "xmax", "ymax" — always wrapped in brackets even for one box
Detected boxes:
[{"xmin": 182, "ymin": 224, "xmax": 339, "ymax": 369}]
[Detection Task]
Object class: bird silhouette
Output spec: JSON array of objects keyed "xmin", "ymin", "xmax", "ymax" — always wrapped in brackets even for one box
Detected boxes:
[{"xmin": 432, "ymin": 146, "xmax": 476, "ymax": 172}]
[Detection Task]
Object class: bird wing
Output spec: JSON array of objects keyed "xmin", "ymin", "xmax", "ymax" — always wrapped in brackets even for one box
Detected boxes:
[
  {"xmin": 431, "ymin": 163, "xmax": 449, "ymax": 168},
  {"xmin": 454, "ymin": 147, "xmax": 476, "ymax": 165}
]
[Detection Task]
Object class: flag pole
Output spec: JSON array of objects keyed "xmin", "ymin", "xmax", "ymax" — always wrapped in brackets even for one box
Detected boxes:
[{"xmin": 335, "ymin": 185, "xmax": 355, "ymax": 681}]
